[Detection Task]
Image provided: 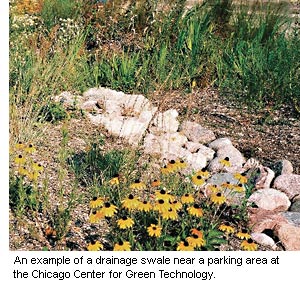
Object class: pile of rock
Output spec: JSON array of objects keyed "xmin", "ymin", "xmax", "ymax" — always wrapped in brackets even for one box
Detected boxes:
[{"xmin": 54, "ymin": 87, "xmax": 300, "ymax": 250}]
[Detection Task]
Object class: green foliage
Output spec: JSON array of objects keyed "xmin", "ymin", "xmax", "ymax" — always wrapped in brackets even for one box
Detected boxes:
[{"xmin": 39, "ymin": 102, "xmax": 68, "ymax": 123}]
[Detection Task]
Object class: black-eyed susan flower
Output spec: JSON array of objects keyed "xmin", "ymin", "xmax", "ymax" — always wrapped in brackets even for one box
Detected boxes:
[
  {"xmin": 153, "ymin": 199, "xmax": 170, "ymax": 213},
  {"xmin": 192, "ymin": 174, "xmax": 206, "ymax": 186},
  {"xmin": 219, "ymin": 222, "xmax": 235, "ymax": 234},
  {"xmin": 151, "ymin": 179, "xmax": 161, "ymax": 188},
  {"xmin": 236, "ymin": 229, "xmax": 251, "ymax": 240},
  {"xmin": 196, "ymin": 168, "xmax": 210, "ymax": 179},
  {"xmin": 147, "ymin": 224, "xmax": 162, "ymax": 237},
  {"xmin": 89, "ymin": 196, "xmax": 105, "ymax": 209},
  {"xmin": 117, "ymin": 216, "xmax": 134, "ymax": 229},
  {"xmin": 109, "ymin": 174, "xmax": 120, "ymax": 186},
  {"xmin": 161, "ymin": 207, "xmax": 178, "ymax": 220},
  {"xmin": 25, "ymin": 143, "xmax": 36, "ymax": 153},
  {"xmin": 207, "ymin": 184, "xmax": 220, "ymax": 194},
  {"xmin": 27, "ymin": 171, "xmax": 39, "ymax": 181},
  {"xmin": 14, "ymin": 154, "xmax": 26, "ymax": 165},
  {"xmin": 219, "ymin": 156, "xmax": 231, "ymax": 167},
  {"xmin": 99, "ymin": 202, "xmax": 118, "ymax": 217},
  {"xmin": 121, "ymin": 194, "xmax": 140, "ymax": 210},
  {"xmin": 187, "ymin": 204, "xmax": 203, "ymax": 217},
  {"xmin": 130, "ymin": 179, "xmax": 146, "ymax": 190},
  {"xmin": 234, "ymin": 172, "xmax": 248, "ymax": 184},
  {"xmin": 177, "ymin": 240, "xmax": 194, "ymax": 251},
  {"xmin": 89, "ymin": 210, "xmax": 105, "ymax": 223},
  {"xmin": 210, "ymin": 192, "xmax": 226, "ymax": 205},
  {"xmin": 32, "ymin": 162, "xmax": 44, "ymax": 172},
  {"xmin": 15, "ymin": 142, "xmax": 25, "ymax": 150},
  {"xmin": 113, "ymin": 241, "xmax": 131, "ymax": 251},
  {"xmin": 233, "ymin": 183, "xmax": 245, "ymax": 193},
  {"xmin": 155, "ymin": 189, "xmax": 174, "ymax": 201},
  {"xmin": 137, "ymin": 200, "xmax": 152, "ymax": 212},
  {"xmin": 161, "ymin": 165, "xmax": 173, "ymax": 175},
  {"xmin": 186, "ymin": 233, "xmax": 206, "ymax": 248},
  {"xmin": 176, "ymin": 159, "xmax": 187, "ymax": 170},
  {"xmin": 191, "ymin": 228, "xmax": 203, "ymax": 237},
  {"xmin": 170, "ymin": 200, "xmax": 183, "ymax": 211},
  {"xmin": 181, "ymin": 193, "xmax": 194, "ymax": 204},
  {"xmin": 87, "ymin": 240, "xmax": 103, "ymax": 251},
  {"xmin": 241, "ymin": 238, "xmax": 258, "ymax": 251},
  {"xmin": 18, "ymin": 166, "xmax": 28, "ymax": 176},
  {"xmin": 166, "ymin": 159, "xmax": 178, "ymax": 172},
  {"xmin": 221, "ymin": 181, "xmax": 234, "ymax": 189}
]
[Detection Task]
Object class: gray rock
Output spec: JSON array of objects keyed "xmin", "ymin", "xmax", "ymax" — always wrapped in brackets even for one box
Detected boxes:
[
  {"xmin": 273, "ymin": 174, "xmax": 300, "ymax": 200},
  {"xmin": 281, "ymin": 212, "xmax": 300, "ymax": 226},
  {"xmin": 290, "ymin": 200, "xmax": 300, "ymax": 213},
  {"xmin": 181, "ymin": 121, "xmax": 216, "ymax": 144},
  {"xmin": 54, "ymin": 91, "xmax": 83, "ymax": 108}
]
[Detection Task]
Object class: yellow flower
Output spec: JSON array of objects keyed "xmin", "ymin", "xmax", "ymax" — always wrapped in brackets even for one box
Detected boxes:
[
  {"xmin": 153, "ymin": 199, "xmax": 170, "ymax": 213},
  {"xmin": 196, "ymin": 168, "xmax": 210, "ymax": 179},
  {"xmin": 155, "ymin": 189, "xmax": 174, "ymax": 201},
  {"xmin": 219, "ymin": 156, "xmax": 231, "ymax": 167},
  {"xmin": 109, "ymin": 174, "xmax": 120, "ymax": 186},
  {"xmin": 221, "ymin": 181, "xmax": 234, "ymax": 189},
  {"xmin": 161, "ymin": 165, "xmax": 173, "ymax": 175},
  {"xmin": 122, "ymin": 194, "xmax": 140, "ymax": 210},
  {"xmin": 100, "ymin": 202, "xmax": 118, "ymax": 217},
  {"xmin": 89, "ymin": 210, "xmax": 105, "ymax": 223},
  {"xmin": 117, "ymin": 216, "xmax": 134, "ymax": 229},
  {"xmin": 169, "ymin": 200, "xmax": 182, "ymax": 211},
  {"xmin": 151, "ymin": 179, "xmax": 161, "ymax": 187},
  {"xmin": 15, "ymin": 142, "xmax": 25, "ymax": 150},
  {"xmin": 147, "ymin": 224, "xmax": 162, "ymax": 237},
  {"xmin": 191, "ymin": 174, "xmax": 205, "ymax": 186},
  {"xmin": 137, "ymin": 200, "xmax": 152, "ymax": 212},
  {"xmin": 233, "ymin": 183, "xmax": 245, "ymax": 193},
  {"xmin": 207, "ymin": 184, "xmax": 220, "ymax": 194},
  {"xmin": 176, "ymin": 160, "xmax": 187, "ymax": 170},
  {"xmin": 187, "ymin": 204, "xmax": 203, "ymax": 217},
  {"xmin": 18, "ymin": 166, "xmax": 28, "ymax": 176},
  {"xmin": 191, "ymin": 228, "xmax": 203, "ymax": 237},
  {"xmin": 186, "ymin": 234, "xmax": 206, "ymax": 248},
  {"xmin": 236, "ymin": 229, "xmax": 251, "ymax": 240},
  {"xmin": 27, "ymin": 171, "xmax": 39, "ymax": 181},
  {"xmin": 161, "ymin": 207, "xmax": 178, "ymax": 220},
  {"xmin": 241, "ymin": 238, "xmax": 258, "ymax": 251},
  {"xmin": 14, "ymin": 154, "xmax": 26, "ymax": 165},
  {"xmin": 32, "ymin": 162, "xmax": 44, "ymax": 172},
  {"xmin": 24, "ymin": 143, "xmax": 36, "ymax": 153},
  {"xmin": 113, "ymin": 241, "xmax": 131, "ymax": 251},
  {"xmin": 219, "ymin": 222, "xmax": 235, "ymax": 234},
  {"xmin": 89, "ymin": 196, "xmax": 105, "ymax": 209},
  {"xmin": 166, "ymin": 159, "xmax": 179, "ymax": 172},
  {"xmin": 87, "ymin": 241, "xmax": 103, "ymax": 251},
  {"xmin": 234, "ymin": 172, "xmax": 248, "ymax": 184},
  {"xmin": 177, "ymin": 241, "xmax": 194, "ymax": 251},
  {"xmin": 210, "ymin": 192, "xmax": 226, "ymax": 205},
  {"xmin": 130, "ymin": 179, "xmax": 146, "ymax": 190},
  {"xmin": 181, "ymin": 193, "xmax": 195, "ymax": 204}
]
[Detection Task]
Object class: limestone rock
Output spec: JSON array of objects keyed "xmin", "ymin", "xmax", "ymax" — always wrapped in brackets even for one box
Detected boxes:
[
  {"xmin": 251, "ymin": 232, "xmax": 277, "ymax": 250},
  {"xmin": 255, "ymin": 166, "xmax": 275, "ymax": 189},
  {"xmin": 208, "ymin": 137, "xmax": 232, "ymax": 151},
  {"xmin": 54, "ymin": 91, "xmax": 83, "ymax": 108},
  {"xmin": 275, "ymin": 223, "xmax": 300, "ymax": 250},
  {"xmin": 181, "ymin": 121, "xmax": 216, "ymax": 144},
  {"xmin": 248, "ymin": 188, "xmax": 290, "ymax": 211},
  {"xmin": 273, "ymin": 174, "xmax": 300, "ymax": 200},
  {"xmin": 150, "ymin": 109, "xmax": 179, "ymax": 134}
]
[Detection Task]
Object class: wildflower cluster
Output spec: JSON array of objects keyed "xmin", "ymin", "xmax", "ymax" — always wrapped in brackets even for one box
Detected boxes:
[
  {"xmin": 85, "ymin": 158, "xmax": 257, "ymax": 251},
  {"xmin": 56, "ymin": 18, "xmax": 83, "ymax": 45}
]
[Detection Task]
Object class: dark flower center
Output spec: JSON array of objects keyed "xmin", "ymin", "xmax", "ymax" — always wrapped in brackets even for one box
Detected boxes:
[
  {"xmin": 193, "ymin": 204, "xmax": 200, "ymax": 209},
  {"xmin": 119, "ymin": 241, "xmax": 124, "ymax": 246},
  {"xmin": 113, "ymin": 174, "xmax": 119, "ymax": 178},
  {"xmin": 224, "ymin": 157, "xmax": 229, "ymax": 161},
  {"xmin": 128, "ymin": 194, "xmax": 134, "ymax": 199},
  {"xmin": 217, "ymin": 192, "xmax": 222, "ymax": 197},
  {"xmin": 29, "ymin": 144, "xmax": 33, "ymax": 148},
  {"xmin": 152, "ymin": 226, "xmax": 157, "ymax": 230},
  {"xmin": 153, "ymin": 179, "xmax": 158, "ymax": 182},
  {"xmin": 143, "ymin": 200, "xmax": 147, "ymax": 204},
  {"xmin": 91, "ymin": 240, "xmax": 96, "ymax": 245},
  {"xmin": 170, "ymin": 160, "xmax": 175, "ymax": 164},
  {"xmin": 185, "ymin": 193, "xmax": 189, "ymax": 197},
  {"xmin": 225, "ymin": 222, "xmax": 230, "ymax": 226},
  {"xmin": 18, "ymin": 155, "xmax": 22, "ymax": 158},
  {"xmin": 93, "ymin": 196, "xmax": 97, "ymax": 201},
  {"xmin": 183, "ymin": 241, "xmax": 189, "ymax": 247},
  {"xmin": 248, "ymin": 239, "xmax": 253, "ymax": 243},
  {"xmin": 192, "ymin": 234, "xmax": 198, "ymax": 239},
  {"xmin": 158, "ymin": 199, "xmax": 164, "ymax": 204},
  {"xmin": 92, "ymin": 211, "xmax": 97, "ymax": 215},
  {"xmin": 104, "ymin": 202, "xmax": 111, "ymax": 208},
  {"xmin": 134, "ymin": 179, "xmax": 140, "ymax": 183},
  {"xmin": 168, "ymin": 208, "xmax": 173, "ymax": 212},
  {"xmin": 197, "ymin": 175, "xmax": 202, "ymax": 179},
  {"xmin": 160, "ymin": 189, "xmax": 166, "ymax": 194},
  {"xmin": 242, "ymin": 229, "xmax": 247, "ymax": 233},
  {"xmin": 238, "ymin": 183, "xmax": 243, "ymax": 187}
]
